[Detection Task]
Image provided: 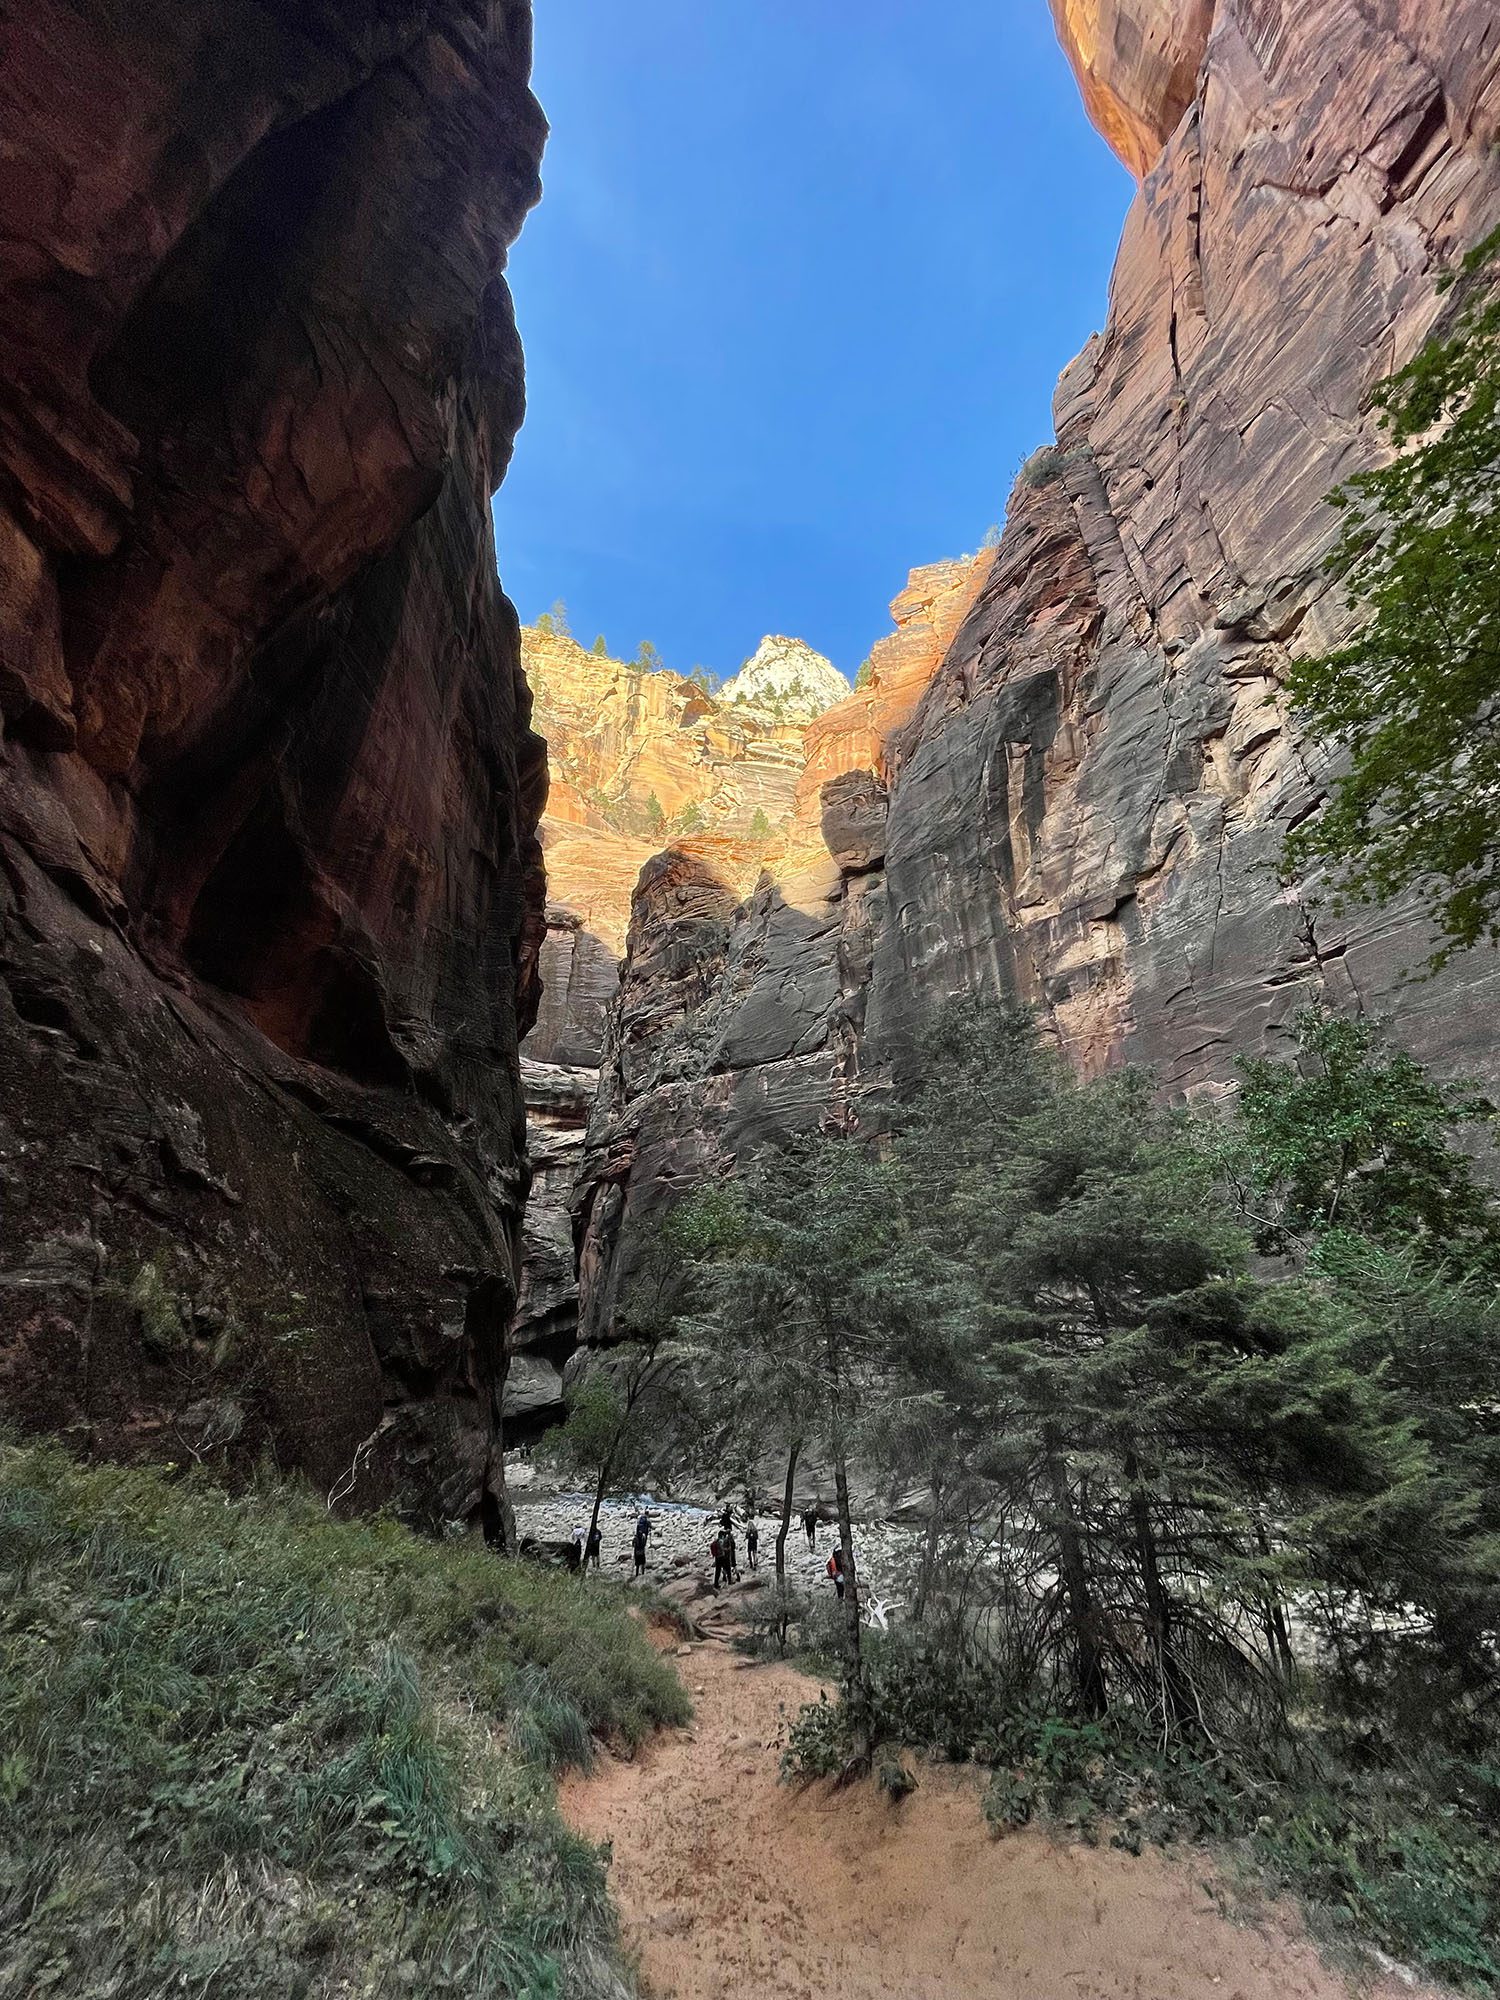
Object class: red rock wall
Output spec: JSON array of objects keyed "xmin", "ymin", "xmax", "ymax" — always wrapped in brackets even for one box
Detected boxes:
[
  {"xmin": 574, "ymin": 0, "xmax": 1500, "ymax": 1343},
  {"xmin": 872, "ymin": 0, "xmax": 1500, "ymax": 1095},
  {"xmin": 0, "ymin": 0, "xmax": 548, "ymax": 1520}
]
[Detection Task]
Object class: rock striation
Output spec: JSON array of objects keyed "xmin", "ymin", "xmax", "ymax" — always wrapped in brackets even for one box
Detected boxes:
[
  {"xmin": 574, "ymin": 0, "xmax": 1500, "ymax": 1345},
  {"xmin": 0, "ymin": 0, "xmax": 548, "ymax": 1521}
]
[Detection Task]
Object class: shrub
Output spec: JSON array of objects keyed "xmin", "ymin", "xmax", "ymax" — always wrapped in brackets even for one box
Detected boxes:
[{"xmin": 0, "ymin": 1444, "xmax": 686, "ymax": 1999}]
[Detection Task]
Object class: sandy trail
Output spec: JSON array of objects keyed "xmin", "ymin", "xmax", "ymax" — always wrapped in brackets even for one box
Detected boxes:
[{"xmin": 561, "ymin": 1631, "xmax": 1440, "ymax": 2000}]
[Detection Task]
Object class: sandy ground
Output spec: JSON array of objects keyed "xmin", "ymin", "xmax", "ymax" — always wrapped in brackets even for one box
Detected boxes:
[{"xmin": 561, "ymin": 1635, "xmax": 1440, "ymax": 2000}]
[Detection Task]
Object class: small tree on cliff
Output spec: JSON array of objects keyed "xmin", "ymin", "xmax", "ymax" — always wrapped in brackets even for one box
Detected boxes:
[
  {"xmin": 643, "ymin": 791, "xmax": 666, "ymax": 834},
  {"xmin": 592, "ymin": 633, "xmax": 609, "ymax": 655},
  {"xmin": 635, "ymin": 640, "xmax": 663, "ymax": 673},
  {"xmin": 548, "ymin": 598, "xmax": 572, "ymax": 640},
  {"xmin": 748, "ymin": 807, "xmax": 773, "ymax": 841},
  {"xmin": 1285, "ymin": 227, "xmax": 1500, "ymax": 962}
]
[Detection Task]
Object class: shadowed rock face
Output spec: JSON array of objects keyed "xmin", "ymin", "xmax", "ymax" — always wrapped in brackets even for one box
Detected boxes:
[
  {"xmin": 575, "ymin": 0, "xmax": 1500, "ymax": 1342},
  {"xmin": 0, "ymin": 0, "xmax": 548, "ymax": 1519}
]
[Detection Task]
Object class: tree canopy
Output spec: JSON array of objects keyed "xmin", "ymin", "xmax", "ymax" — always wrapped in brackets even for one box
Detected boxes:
[{"xmin": 1285, "ymin": 227, "xmax": 1500, "ymax": 961}]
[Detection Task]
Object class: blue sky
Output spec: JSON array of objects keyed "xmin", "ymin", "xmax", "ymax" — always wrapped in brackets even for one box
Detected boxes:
[{"xmin": 493, "ymin": 3, "xmax": 1131, "ymax": 682}]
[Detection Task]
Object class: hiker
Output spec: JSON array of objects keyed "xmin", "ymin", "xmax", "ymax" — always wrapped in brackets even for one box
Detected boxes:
[
  {"xmin": 722, "ymin": 1526, "xmax": 739, "ymax": 1582},
  {"xmin": 711, "ymin": 1532, "xmax": 729, "ymax": 1591},
  {"xmin": 802, "ymin": 1506, "xmax": 818, "ymax": 1550},
  {"xmin": 570, "ymin": 1524, "xmax": 585, "ymax": 1572},
  {"xmin": 585, "ymin": 1523, "xmax": 602, "ymax": 1570},
  {"xmin": 719, "ymin": 1504, "xmax": 733, "ymax": 1536},
  {"xmin": 827, "ymin": 1546, "xmax": 845, "ymax": 1600},
  {"xmin": 746, "ymin": 1522, "xmax": 759, "ymax": 1571},
  {"xmin": 632, "ymin": 1511, "xmax": 650, "ymax": 1577}
]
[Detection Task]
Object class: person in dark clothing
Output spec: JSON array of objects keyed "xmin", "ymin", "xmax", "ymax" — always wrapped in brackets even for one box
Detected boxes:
[
  {"xmin": 722, "ymin": 1527, "xmax": 739, "ymax": 1582},
  {"xmin": 632, "ymin": 1510, "xmax": 650, "ymax": 1577},
  {"xmin": 711, "ymin": 1534, "xmax": 729, "ymax": 1591},
  {"xmin": 585, "ymin": 1524, "xmax": 602, "ymax": 1570},
  {"xmin": 827, "ymin": 1546, "xmax": 845, "ymax": 1600},
  {"xmin": 719, "ymin": 1504, "xmax": 733, "ymax": 1536},
  {"xmin": 746, "ymin": 1522, "xmax": 759, "ymax": 1570},
  {"xmin": 802, "ymin": 1507, "xmax": 818, "ymax": 1550}
]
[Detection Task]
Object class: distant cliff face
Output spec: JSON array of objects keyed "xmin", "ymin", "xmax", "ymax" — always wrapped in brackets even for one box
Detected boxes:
[
  {"xmin": 574, "ymin": 0, "xmax": 1500, "ymax": 1344},
  {"xmin": 561, "ymin": 555, "xmax": 996, "ymax": 1339},
  {"xmin": 719, "ymin": 636, "xmax": 848, "ymax": 722},
  {"xmin": 0, "ymin": 0, "xmax": 548, "ymax": 1520}
]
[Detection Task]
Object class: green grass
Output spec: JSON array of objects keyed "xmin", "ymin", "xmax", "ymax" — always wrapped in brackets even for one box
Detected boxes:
[{"xmin": 0, "ymin": 1444, "xmax": 688, "ymax": 1999}]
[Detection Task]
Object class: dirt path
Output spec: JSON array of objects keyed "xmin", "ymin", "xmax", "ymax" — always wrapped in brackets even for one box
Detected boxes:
[{"xmin": 561, "ymin": 1634, "xmax": 1439, "ymax": 2000}]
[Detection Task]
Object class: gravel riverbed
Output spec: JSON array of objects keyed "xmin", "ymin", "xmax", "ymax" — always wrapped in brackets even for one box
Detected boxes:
[{"xmin": 512, "ymin": 1481, "xmax": 917, "ymax": 1609}]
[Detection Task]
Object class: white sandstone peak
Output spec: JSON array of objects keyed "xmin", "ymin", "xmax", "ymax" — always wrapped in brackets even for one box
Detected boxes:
[{"xmin": 717, "ymin": 635, "xmax": 846, "ymax": 721}]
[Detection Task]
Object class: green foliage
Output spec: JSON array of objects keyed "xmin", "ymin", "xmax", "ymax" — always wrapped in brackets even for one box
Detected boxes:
[
  {"xmin": 981, "ymin": 521, "xmax": 1003, "ymax": 551},
  {"xmin": 1226, "ymin": 1006, "xmax": 1500, "ymax": 1269},
  {"xmin": 853, "ymin": 656, "xmax": 874, "ymax": 690},
  {"xmin": 675, "ymin": 799, "xmax": 706, "ymax": 835},
  {"xmin": 547, "ymin": 599, "xmax": 572, "ymax": 640},
  {"xmin": 751, "ymin": 998, "xmax": 1500, "ymax": 1985},
  {"xmin": 591, "ymin": 634, "xmax": 608, "ymax": 656},
  {"xmin": 1017, "ymin": 445, "xmax": 1060, "ymax": 489},
  {"xmin": 643, "ymin": 790, "xmax": 665, "ymax": 831},
  {"xmin": 1285, "ymin": 227, "xmax": 1500, "ymax": 961},
  {"xmin": 534, "ymin": 611, "xmax": 554, "ymax": 637},
  {"xmin": 747, "ymin": 807, "xmax": 773, "ymax": 840},
  {"xmin": 540, "ymin": 1342, "xmax": 687, "ymax": 1532},
  {"xmin": 0, "ymin": 1444, "xmax": 686, "ymax": 2000},
  {"xmin": 634, "ymin": 641, "xmax": 663, "ymax": 673}
]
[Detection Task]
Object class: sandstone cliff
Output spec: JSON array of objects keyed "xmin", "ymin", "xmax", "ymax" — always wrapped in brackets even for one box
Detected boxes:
[
  {"xmin": 574, "ymin": 0, "xmax": 1500, "ymax": 1340},
  {"xmin": 514, "ymin": 623, "xmax": 851, "ymax": 1389},
  {"xmin": 0, "ymin": 0, "xmax": 548, "ymax": 1521}
]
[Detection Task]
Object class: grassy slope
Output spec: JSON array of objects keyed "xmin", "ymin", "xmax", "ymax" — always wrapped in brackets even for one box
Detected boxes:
[{"xmin": 0, "ymin": 1445, "xmax": 688, "ymax": 2000}]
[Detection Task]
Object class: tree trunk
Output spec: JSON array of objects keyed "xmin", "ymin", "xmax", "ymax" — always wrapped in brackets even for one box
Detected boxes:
[
  {"xmin": 1125, "ymin": 1455, "xmax": 1191, "ymax": 1730},
  {"xmin": 1253, "ymin": 1513, "xmax": 1296, "ymax": 1683},
  {"xmin": 774, "ymin": 1439, "xmax": 801, "ymax": 1590},
  {"xmin": 585, "ymin": 1449, "xmax": 615, "ymax": 1570},
  {"xmin": 913, "ymin": 1476, "xmax": 943, "ymax": 1625},
  {"xmin": 1045, "ymin": 1434, "xmax": 1106, "ymax": 1717},
  {"xmin": 833, "ymin": 1441, "xmax": 872, "ymax": 1764}
]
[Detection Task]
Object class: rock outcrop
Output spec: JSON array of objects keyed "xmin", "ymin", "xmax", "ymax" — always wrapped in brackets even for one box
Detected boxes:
[
  {"xmin": 1049, "ymin": 0, "xmax": 1215, "ymax": 180},
  {"xmin": 718, "ymin": 635, "xmax": 847, "ymax": 722},
  {"xmin": 517, "ymin": 623, "xmax": 857, "ymax": 1374},
  {"xmin": 567, "ymin": 555, "xmax": 995, "ymax": 1334},
  {"xmin": 0, "ymin": 0, "xmax": 548, "ymax": 1521},
  {"xmin": 574, "ymin": 0, "xmax": 1500, "ymax": 1343}
]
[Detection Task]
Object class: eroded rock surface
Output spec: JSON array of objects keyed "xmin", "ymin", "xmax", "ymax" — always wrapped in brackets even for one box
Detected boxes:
[
  {"xmin": 0, "ymin": 0, "xmax": 548, "ymax": 1519},
  {"xmin": 574, "ymin": 0, "xmax": 1500, "ymax": 1343},
  {"xmin": 1050, "ymin": 0, "xmax": 1215, "ymax": 180}
]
